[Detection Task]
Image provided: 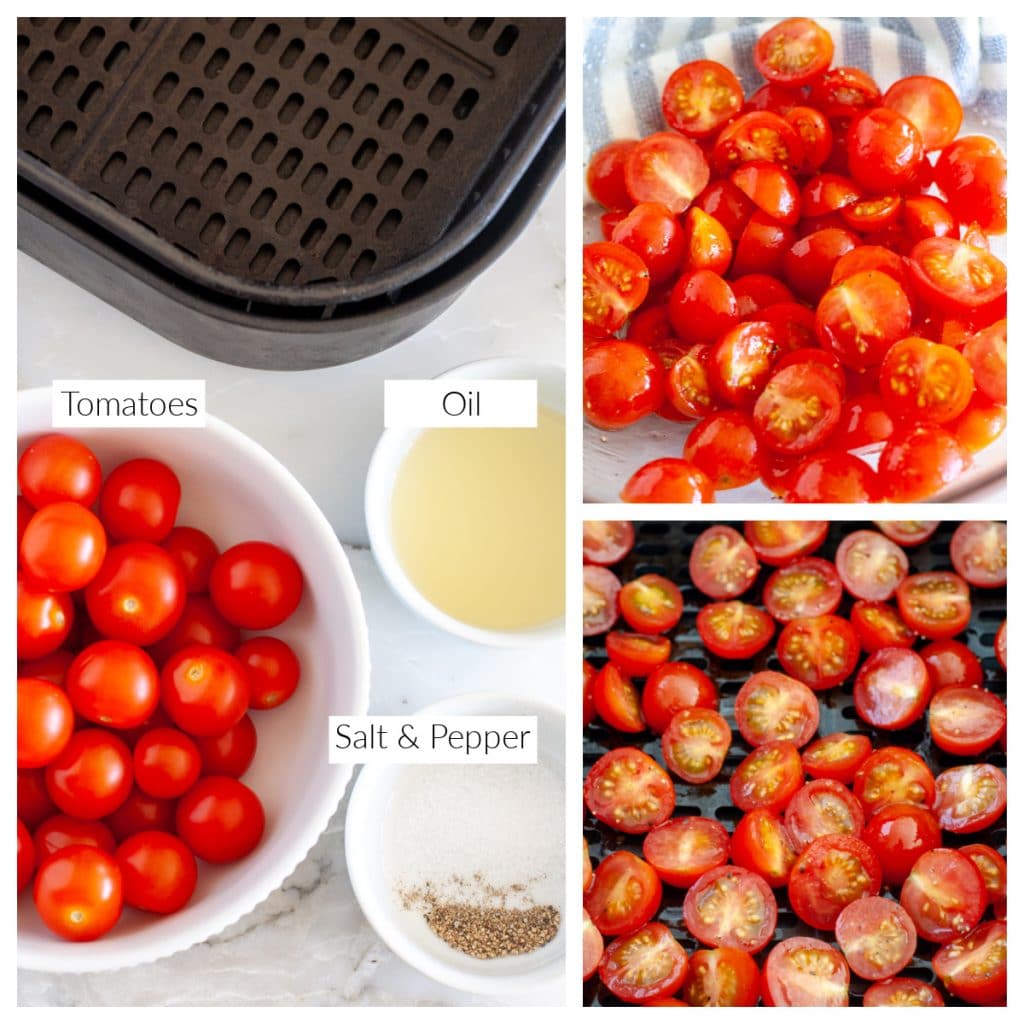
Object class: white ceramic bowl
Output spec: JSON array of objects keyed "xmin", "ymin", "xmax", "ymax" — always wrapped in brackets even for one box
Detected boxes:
[
  {"xmin": 17, "ymin": 387, "xmax": 371, "ymax": 972},
  {"xmin": 365, "ymin": 358, "xmax": 565, "ymax": 647},
  {"xmin": 345, "ymin": 692, "xmax": 565, "ymax": 999}
]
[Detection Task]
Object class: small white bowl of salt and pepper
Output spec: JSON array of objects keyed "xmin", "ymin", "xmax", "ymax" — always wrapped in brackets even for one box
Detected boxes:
[{"xmin": 345, "ymin": 693, "xmax": 565, "ymax": 999}]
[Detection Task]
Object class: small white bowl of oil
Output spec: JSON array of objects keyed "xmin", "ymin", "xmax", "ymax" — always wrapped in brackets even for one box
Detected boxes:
[
  {"xmin": 365, "ymin": 358, "xmax": 565, "ymax": 647},
  {"xmin": 345, "ymin": 692, "xmax": 566, "ymax": 1000}
]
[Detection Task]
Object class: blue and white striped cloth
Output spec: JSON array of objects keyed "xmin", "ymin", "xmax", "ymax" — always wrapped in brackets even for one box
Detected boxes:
[{"xmin": 584, "ymin": 18, "xmax": 1006, "ymax": 158}]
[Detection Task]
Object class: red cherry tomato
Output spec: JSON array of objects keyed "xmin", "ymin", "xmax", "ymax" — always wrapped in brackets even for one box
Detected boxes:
[
  {"xmin": 197, "ymin": 714, "xmax": 258, "ymax": 778},
  {"xmin": 712, "ymin": 112, "xmax": 804, "ymax": 174},
  {"xmin": 879, "ymin": 337, "xmax": 974, "ymax": 425},
  {"xmin": 730, "ymin": 808, "xmax": 798, "ymax": 887},
  {"xmin": 583, "ymin": 908, "xmax": 603, "ymax": 981},
  {"xmin": 641, "ymin": 662, "xmax": 718, "ymax": 734},
  {"xmin": 754, "ymin": 18, "xmax": 833, "ymax": 85},
  {"xmin": 161, "ymin": 645, "xmax": 251, "ymax": 738},
  {"xmin": 104, "ymin": 787, "xmax": 176, "ymax": 842},
  {"xmin": 681, "ymin": 947, "xmax": 759, "ymax": 1007},
  {"xmin": 161, "ymin": 526, "xmax": 220, "ymax": 594},
  {"xmin": 908, "ymin": 237, "xmax": 1006, "ymax": 314},
  {"xmin": 708, "ymin": 321, "xmax": 780, "ymax": 408},
  {"xmin": 862, "ymin": 802, "xmax": 942, "ymax": 888},
  {"xmin": 789, "ymin": 834, "xmax": 881, "ymax": 930},
  {"xmin": 19, "ymin": 501, "xmax": 107, "ymax": 593},
  {"xmin": 731, "ymin": 161, "xmax": 801, "ymax": 224},
  {"xmin": 762, "ymin": 937, "xmax": 850, "ymax": 1007},
  {"xmin": 863, "ymin": 977, "xmax": 945, "ymax": 1006},
  {"xmin": 853, "ymin": 647, "xmax": 931, "ymax": 730},
  {"xmin": 618, "ymin": 573, "xmax": 683, "ymax": 634},
  {"xmin": 620, "ymin": 458, "xmax": 715, "ymax": 503},
  {"xmin": 611, "ymin": 202, "xmax": 685, "ymax": 285},
  {"xmin": 599, "ymin": 923, "xmax": 689, "ymax": 1005},
  {"xmin": 17, "ymin": 573, "xmax": 74, "ymax": 660},
  {"xmin": 175, "ymin": 775, "xmax": 265, "ymax": 863},
  {"xmin": 587, "ymin": 139, "xmax": 638, "ymax": 210},
  {"xmin": 900, "ymin": 847, "xmax": 986, "ymax": 943},
  {"xmin": 18, "ymin": 819, "xmax": 35, "ymax": 892},
  {"xmin": 850, "ymin": 600, "xmax": 915, "ymax": 653},
  {"xmin": 730, "ymin": 740, "xmax": 802, "ymax": 814},
  {"xmin": 896, "ymin": 570, "xmax": 971, "ymax": 639},
  {"xmin": 592, "ymin": 662, "xmax": 644, "ymax": 731},
  {"xmin": 44, "ymin": 729, "xmax": 133, "ymax": 820},
  {"xmin": 583, "ymin": 521, "xmax": 635, "ymax": 566},
  {"xmin": 34, "ymin": 814, "xmax": 116, "ymax": 861},
  {"xmin": 762, "ymin": 557, "xmax": 842, "ymax": 622},
  {"xmin": 117, "ymin": 830, "xmax": 198, "ymax": 914},
  {"xmin": 683, "ymin": 411, "xmax": 760, "ymax": 490},
  {"xmin": 681, "ymin": 207, "xmax": 733, "ymax": 275},
  {"xmin": 835, "ymin": 896, "xmax": 916, "ymax": 982},
  {"xmin": 605, "ymin": 632, "xmax": 671, "ymax": 678},
  {"xmin": 753, "ymin": 364, "xmax": 842, "ymax": 456},
  {"xmin": 661, "ymin": 707, "xmax": 732, "ymax": 784},
  {"xmin": 696, "ymin": 601, "xmax": 774, "ymax": 660},
  {"xmin": 846, "ymin": 107, "xmax": 924, "ymax": 194},
  {"xmin": 583, "ymin": 565, "xmax": 621, "ymax": 637},
  {"xmin": 816, "ymin": 271, "xmax": 912, "ymax": 370},
  {"xmin": 734, "ymin": 670, "xmax": 819, "ymax": 747},
  {"xmin": 66, "ymin": 641, "xmax": 160, "ymax": 730},
  {"xmin": 234, "ymin": 636, "xmax": 301, "ymax": 710},
  {"xmin": 19, "ymin": 769, "xmax": 58, "ymax": 829},
  {"xmin": 583, "ymin": 340, "xmax": 664, "ymax": 430},
  {"xmin": 18, "ymin": 434, "xmax": 102, "ymax": 509},
  {"xmin": 668, "ymin": 268, "xmax": 739, "ymax": 346},
  {"xmin": 929, "ymin": 686, "xmax": 1005, "ymax": 756},
  {"xmin": 662, "ymin": 59, "xmax": 744, "ymax": 138},
  {"xmin": 960, "ymin": 844, "xmax": 1007, "ymax": 915},
  {"xmin": 99, "ymin": 458, "xmax": 181, "ymax": 543},
  {"xmin": 133, "ymin": 728, "xmax": 202, "ymax": 799},
  {"xmin": 879, "ymin": 426, "xmax": 971, "ymax": 502},
  {"xmin": 950, "ymin": 521, "xmax": 1006, "ymax": 588},
  {"xmin": 835, "ymin": 529, "xmax": 908, "ymax": 601},
  {"xmin": 787, "ymin": 105, "xmax": 833, "ymax": 171},
  {"xmin": 583, "ymin": 748, "xmax": 674, "ymax": 835},
  {"xmin": 743, "ymin": 520, "xmax": 827, "ymax": 565},
  {"xmin": 584, "ymin": 849, "xmax": 662, "ymax": 936},
  {"xmin": 642, "ymin": 816, "xmax": 730, "ymax": 888},
  {"xmin": 933, "ymin": 763, "xmax": 1007, "ymax": 834},
  {"xmin": 920, "ymin": 638, "xmax": 983, "ymax": 691},
  {"xmin": 33, "ymin": 845, "xmax": 122, "ymax": 941},
  {"xmin": 809, "ymin": 66, "xmax": 881, "ymax": 120},
  {"xmin": 801, "ymin": 732, "xmax": 872, "ymax": 783},
  {"xmin": 209, "ymin": 541, "xmax": 303, "ymax": 631},
  {"xmin": 147, "ymin": 593, "xmax": 243, "ymax": 665},
  {"xmin": 784, "ymin": 779, "xmax": 865, "ymax": 853},
  {"xmin": 995, "ymin": 619, "xmax": 1007, "ymax": 670},
  {"xmin": 625, "ymin": 131, "xmax": 710, "ymax": 215},
  {"xmin": 963, "ymin": 320, "xmax": 1007, "ymax": 405},
  {"xmin": 883, "ymin": 75, "xmax": 962, "ymax": 150},
  {"xmin": 934, "ymin": 135, "xmax": 1006, "ymax": 234},
  {"xmin": 688, "ymin": 524, "xmax": 758, "ymax": 600},
  {"xmin": 17, "ymin": 677, "xmax": 74, "ymax": 770},
  {"xmin": 854, "ymin": 747, "xmax": 936, "ymax": 817},
  {"xmin": 932, "ymin": 920, "xmax": 1006, "ymax": 1006},
  {"xmin": 683, "ymin": 865, "xmax": 777, "ymax": 954}
]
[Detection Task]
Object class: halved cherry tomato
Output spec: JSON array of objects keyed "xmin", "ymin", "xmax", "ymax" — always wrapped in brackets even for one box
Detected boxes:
[
  {"xmin": 694, "ymin": 178, "xmax": 756, "ymax": 239},
  {"xmin": 712, "ymin": 112, "xmax": 804, "ymax": 174},
  {"xmin": 862, "ymin": 802, "xmax": 942, "ymax": 888},
  {"xmin": 625, "ymin": 132, "xmax": 711, "ymax": 215},
  {"xmin": 863, "ymin": 977, "xmax": 945, "ymax": 1006},
  {"xmin": 583, "ymin": 565, "xmax": 621, "ymax": 637},
  {"xmin": 587, "ymin": 140, "xmax": 638, "ymax": 210},
  {"xmin": 731, "ymin": 272, "xmax": 794, "ymax": 316},
  {"xmin": 840, "ymin": 194, "xmax": 902, "ymax": 232},
  {"xmin": 584, "ymin": 849, "xmax": 663, "ymax": 935},
  {"xmin": 932, "ymin": 920, "xmax": 1006, "ymax": 1006},
  {"xmin": 641, "ymin": 663, "xmax": 718, "ymax": 734},
  {"xmin": 835, "ymin": 529, "xmax": 908, "ymax": 601},
  {"xmin": 896, "ymin": 570, "xmax": 971, "ymax": 639},
  {"xmin": 883, "ymin": 75, "xmax": 962, "ymax": 150},
  {"xmin": 583, "ymin": 908, "xmax": 604, "ymax": 981},
  {"xmin": 846, "ymin": 108, "xmax": 924, "ymax": 194},
  {"xmin": 611, "ymin": 202, "xmax": 685, "ymax": 285},
  {"xmin": 754, "ymin": 18, "xmax": 834, "ymax": 86},
  {"xmin": 747, "ymin": 82, "xmax": 805, "ymax": 115},
  {"xmin": 599, "ymin": 922, "xmax": 689, "ymax": 1005},
  {"xmin": 835, "ymin": 896, "xmax": 916, "ymax": 982},
  {"xmin": 688, "ymin": 524, "xmax": 758, "ymax": 600},
  {"xmin": 662, "ymin": 59, "xmax": 744, "ymax": 138},
  {"xmin": 950, "ymin": 520, "xmax": 1006, "ymax": 588},
  {"xmin": 816, "ymin": 271, "xmax": 912, "ymax": 370},
  {"xmin": 809, "ymin": 66, "xmax": 881, "ymax": 120},
  {"xmin": 668, "ymin": 269, "xmax": 738, "ymax": 346},
  {"xmin": 681, "ymin": 207, "xmax": 733, "ymax": 275},
  {"xmin": 684, "ymin": 411, "xmax": 761, "ymax": 490},
  {"xmin": 834, "ymin": 393, "xmax": 895, "ymax": 449},
  {"xmin": 666, "ymin": 345, "xmax": 719, "ymax": 421},
  {"xmin": 850, "ymin": 600, "xmax": 916, "ymax": 653},
  {"xmin": 696, "ymin": 601, "xmax": 774, "ymax": 660},
  {"xmin": 782, "ymin": 228, "xmax": 859, "ymax": 302},
  {"xmin": 963, "ymin": 320, "xmax": 1007, "ymax": 405},
  {"xmin": 879, "ymin": 426, "xmax": 971, "ymax": 502},
  {"xmin": 920, "ymin": 639, "xmax": 983, "ymax": 691},
  {"xmin": 777, "ymin": 614, "xmax": 860, "ymax": 690},
  {"xmin": 854, "ymin": 747, "xmax": 936, "ymax": 817},
  {"xmin": 762, "ymin": 557, "xmax": 841, "ymax": 622},
  {"xmin": 908, "ymin": 237, "xmax": 1006, "ymax": 313},
  {"xmin": 661, "ymin": 707, "xmax": 731, "ymax": 784},
  {"xmin": 879, "ymin": 337, "xmax": 974, "ymax": 425},
  {"xmin": 786, "ymin": 105, "xmax": 833, "ymax": 171},
  {"xmin": 995, "ymin": 619, "xmax": 1006, "ymax": 670},
  {"xmin": 831, "ymin": 244, "xmax": 912, "ymax": 293},
  {"xmin": 759, "ymin": 305, "xmax": 820, "ymax": 354},
  {"xmin": 591, "ymin": 663, "xmax": 644, "ymax": 732},
  {"xmin": 708, "ymin": 321, "xmax": 780, "ymax": 408},
  {"xmin": 731, "ymin": 161, "xmax": 801, "ymax": 224},
  {"xmin": 584, "ymin": 748, "xmax": 674, "ymax": 835},
  {"xmin": 900, "ymin": 847, "xmax": 986, "ymax": 943},
  {"xmin": 853, "ymin": 647, "xmax": 931, "ymax": 730},
  {"xmin": 784, "ymin": 779, "xmax": 865, "ymax": 853},
  {"xmin": 762, "ymin": 937, "xmax": 850, "ymax": 1007},
  {"xmin": 801, "ymin": 172, "xmax": 860, "ymax": 217},
  {"xmin": 584, "ymin": 340, "xmax": 664, "ymax": 430},
  {"xmin": 619, "ymin": 573, "xmax": 683, "ymax": 634},
  {"xmin": 743, "ymin": 521, "xmax": 827, "ymax": 565},
  {"xmin": 683, "ymin": 865, "xmax": 777, "ymax": 953},
  {"xmin": 605, "ymin": 632, "xmax": 671, "ymax": 680},
  {"xmin": 789, "ymin": 834, "xmax": 881, "ymax": 930},
  {"xmin": 583, "ymin": 243, "xmax": 651, "ymax": 334},
  {"xmin": 801, "ymin": 732, "xmax": 872, "ymax": 783},
  {"xmin": 933, "ymin": 763, "xmax": 1006, "ymax": 834},
  {"xmin": 730, "ymin": 808, "xmax": 798, "ymax": 887},
  {"xmin": 934, "ymin": 135, "xmax": 1006, "ymax": 234},
  {"xmin": 929, "ymin": 686, "xmax": 1005, "ymax": 756},
  {"xmin": 903, "ymin": 194, "xmax": 956, "ymax": 242},
  {"xmin": 753, "ymin": 364, "xmax": 842, "ymax": 455},
  {"xmin": 583, "ymin": 522, "xmax": 635, "ymax": 566},
  {"xmin": 642, "ymin": 816, "xmax": 730, "ymax": 888},
  {"xmin": 620, "ymin": 458, "xmax": 716, "ymax": 503},
  {"xmin": 874, "ymin": 520, "xmax": 940, "ymax": 547},
  {"xmin": 734, "ymin": 670, "xmax": 819, "ymax": 747},
  {"xmin": 960, "ymin": 843, "xmax": 1007, "ymax": 916},
  {"xmin": 681, "ymin": 947, "xmax": 760, "ymax": 1007},
  {"xmin": 730, "ymin": 740, "xmax": 803, "ymax": 813}
]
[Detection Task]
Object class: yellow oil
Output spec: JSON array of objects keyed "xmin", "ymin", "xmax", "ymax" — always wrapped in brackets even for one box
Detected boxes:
[{"xmin": 390, "ymin": 406, "xmax": 565, "ymax": 632}]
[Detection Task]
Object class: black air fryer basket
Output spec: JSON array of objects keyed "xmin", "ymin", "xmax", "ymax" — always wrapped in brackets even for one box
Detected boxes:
[
  {"xmin": 583, "ymin": 521, "xmax": 1006, "ymax": 1008},
  {"xmin": 17, "ymin": 17, "xmax": 565, "ymax": 369}
]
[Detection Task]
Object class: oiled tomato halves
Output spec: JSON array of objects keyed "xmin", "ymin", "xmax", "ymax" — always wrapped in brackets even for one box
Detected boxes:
[
  {"xmin": 734, "ymin": 670, "xmax": 819, "ymax": 747},
  {"xmin": 835, "ymin": 896, "xmax": 916, "ymax": 981},
  {"xmin": 583, "ymin": 243, "xmax": 651, "ymax": 334},
  {"xmin": 900, "ymin": 848, "xmax": 985, "ymax": 943},
  {"xmin": 584, "ymin": 849, "xmax": 663, "ymax": 936},
  {"xmin": 661, "ymin": 707, "xmax": 732, "ymax": 784},
  {"xmin": 788, "ymin": 834, "xmax": 881, "ymax": 930},
  {"xmin": 762, "ymin": 937, "xmax": 850, "ymax": 1007},
  {"xmin": 583, "ymin": 748, "xmax": 674, "ymax": 834},
  {"xmin": 682, "ymin": 865, "xmax": 777, "ymax": 953},
  {"xmin": 599, "ymin": 922, "xmax": 690, "ymax": 1005}
]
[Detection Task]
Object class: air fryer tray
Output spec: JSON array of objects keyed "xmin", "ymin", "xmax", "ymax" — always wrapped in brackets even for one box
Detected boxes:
[
  {"xmin": 583, "ymin": 521, "xmax": 1006, "ymax": 1008},
  {"xmin": 17, "ymin": 17, "xmax": 565, "ymax": 367}
]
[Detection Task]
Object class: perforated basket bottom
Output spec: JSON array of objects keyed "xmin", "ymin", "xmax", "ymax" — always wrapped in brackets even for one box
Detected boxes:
[{"xmin": 583, "ymin": 521, "xmax": 1006, "ymax": 1007}]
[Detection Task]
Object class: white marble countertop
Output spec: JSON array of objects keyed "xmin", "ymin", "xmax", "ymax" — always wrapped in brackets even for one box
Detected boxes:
[{"xmin": 17, "ymin": 172, "xmax": 567, "ymax": 1007}]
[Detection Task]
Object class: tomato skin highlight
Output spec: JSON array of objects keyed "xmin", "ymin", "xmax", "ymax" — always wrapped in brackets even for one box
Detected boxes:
[
  {"xmin": 620, "ymin": 458, "xmax": 715, "ymax": 503},
  {"xmin": 862, "ymin": 802, "xmax": 942, "ymax": 887},
  {"xmin": 583, "ymin": 340, "xmax": 664, "ymax": 431},
  {"xmin": 33, "ymin": 845, "xmax": 123, "ymax": 942},
  {"xmin": 19, "ymin": 434, "xmax": 102, "ymax": 509}
]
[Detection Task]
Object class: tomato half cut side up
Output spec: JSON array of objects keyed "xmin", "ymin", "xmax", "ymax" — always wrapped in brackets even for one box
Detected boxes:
[
  {"xmin": 752, "ymin": 364, "xmax": 842, "ymax": 454},
  {"xmin": 662, "ymin": 60, "xmax": 744, "ymax": 138},
  {"xmin": 583, "ymin": 565, "xmax": 621, "ymax": 637},
  {"xmin": 777, "ymin": 614, "xmax": 860, "ymax": 690},
  {"xmin": 950, "ymin": 520, "xmax": 1006, "ymax": 588},
  {"xmin": 584, "ymin": 849, "xmax": 663, "ymax": 936},
  {"xmin": 661, "ymin": 707, "xmax": 732, "ymax": 784},
  {"xmin": 696, "ymin": 601, "xmax": 774, "ymax": 659},
  {"xmin": 853, "ymin": 746, "xmax": 936, "ymax": 816},
  {"xmin": 835, "ymin": 529, "xmax": 908, "ymax": 602},
  {"xmin": 729, "ymin": 740, "xmax": 803, "ymax": 813},
  {"xmin": 688, "ymin": 524, "xmax": 759, "ymax": 599},
  {"xmin": 835, "ymin": 895, "xmax": 917, "ymax": 982},
  {"xmin": 762, "ymin": 557, "xmax": 842, "ymax": 623},
  {"xmin": 801, "ymin": 732, "xmax": 872, "ymax": 783},
  {"xmin": 619, "ymin": 573, "xmax": 683, "ymax": 634},
  {"xmin": 783, "ymin": 778, "xmax": 865, "ymax": 853},
  {"xmin": 853, "ymin": 647, "xmax": 931, "ymax": 730},
  {"xmin": 754, "ymin": 18, "xmax": 834, "ymax": 85},
  {"xmin": 582, "ymin": 242, "xmax": 651, "ymax": 334},
  {"xmin": 933, "ymin": 763, "xmax": 1007, "ymax": 834},
  {"xmin": 849, "ymin": 600, "xmax": 916, "ymax": 653},
  {"xmin": 730, "ymin": 808, "xmax": 798, "ymax": 887},
  {"xmin": 641, "ymin": 816, "xmax": 730, "ymax": 888},
  {"xmin": 681, "ymin": 948, "xmax": 760, "ymax": 1007},
  {"xmin": 762, "ymin": 937, "xmax": 850, "ymax": 1007},
  {"xmin": 583, "ymin": 521, "xmax": 635, "ymax": 566},
  {"xmin": 599, "ymin": 922, "xmax": 690, "ymax": 1005},
  {"xmin": 625, "ymin": 132, "xmax": 711, "ymax": 215},
  {"xmin": 899, "ymin": 847, "xmax": 986, "ymax": 943},
  {"xmin": 908, "ymin": 237, "xmax": 1006, "ymax": 314},
  {"xmin": 788, "ymin": 834, "xmax": 881, "ymax": 930},
  {"xmin": 896, "ymin": 571, "xmax": 971, "ymax": 639},
  {"xmin": 932, "ymin": 920, "xmax": 1006, "ymax": 1006},
  {"xmin": 862, "ymin": 977, "xmax": 945, "ymax": 1006},
  {"xmin": 592, "ymin": 662, "xmax": 645, "ymax": 731},
  {"xmin": 929, "ymin": 686, "xmax": 1006, "ymax": 756},
  {"xmin": 583, "ymin": 748, "xmax": 674, "ymax": 835},
  {"xmin": 743, "ymin": 520, "xmax": 828, "ymax": 565},
  {"xmin": 734, "ymin": 670, "xmax": 819, "ymax": 747},
  {"xmin": 682, "ymin": 865, "xmax": 777, "ymax": 954}
]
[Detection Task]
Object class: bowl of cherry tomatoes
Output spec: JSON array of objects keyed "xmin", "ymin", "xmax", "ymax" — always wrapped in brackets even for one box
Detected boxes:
[
  {"xmin": 17, "ymin": 387, "xmax": 370, "ymax": 971},
  {"xmin": 583, "ymin": 17, "xmax": 1007, "ymax": 502}
]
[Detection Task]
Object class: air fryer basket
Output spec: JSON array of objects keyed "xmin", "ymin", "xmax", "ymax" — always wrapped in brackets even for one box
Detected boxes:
[
  {"xmin": 583, "ymin": 521, "xmax": 1006, "ymax": 1007},
  {"xmin": 17, "ymin": 17, "xmax": 565, "ymax": 369}
]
